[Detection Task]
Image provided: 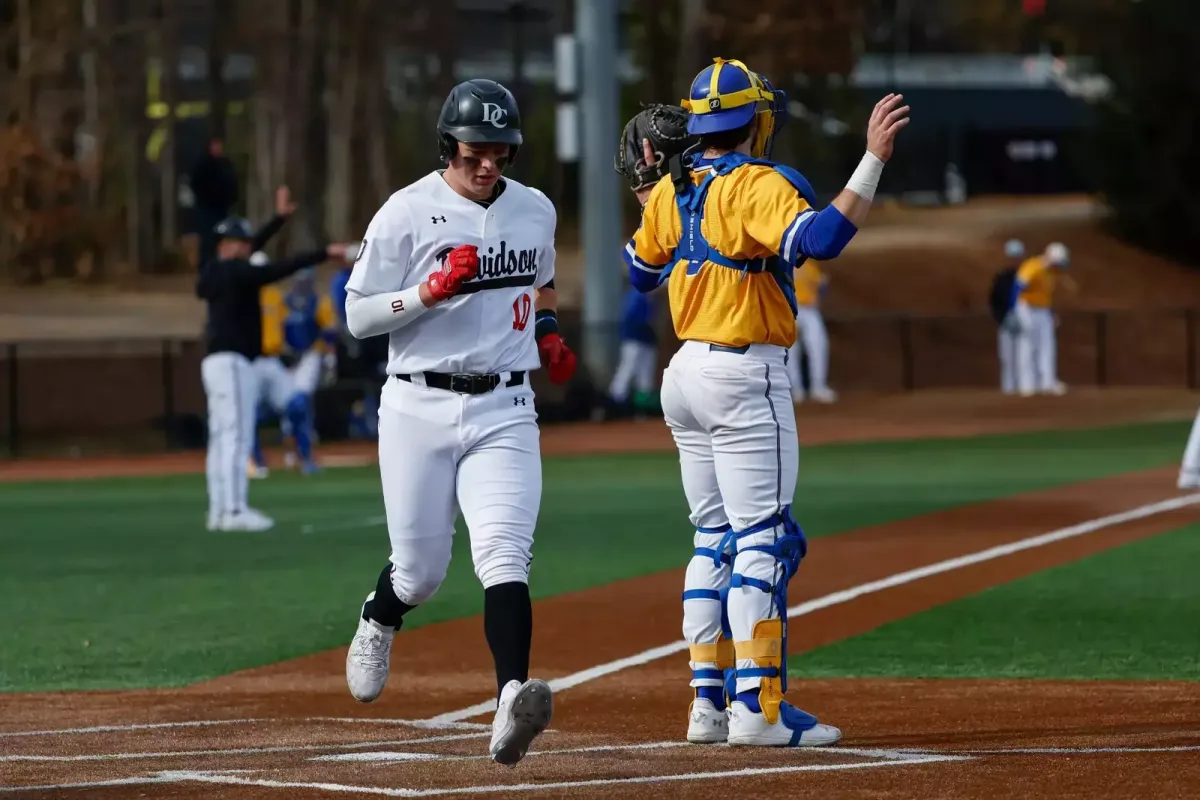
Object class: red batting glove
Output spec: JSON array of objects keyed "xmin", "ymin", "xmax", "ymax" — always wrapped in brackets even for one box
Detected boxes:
[
  {"xmin": 426, "ymin": 245, "xmax": 480, "ymax": 302},
  {"xmin": 538, "ymin": 333, "xmax": 577, "ymax": 384}
]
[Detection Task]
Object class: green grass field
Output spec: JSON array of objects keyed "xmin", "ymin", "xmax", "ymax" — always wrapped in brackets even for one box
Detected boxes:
[
  {"xmin": 0, "ymin": 420, "xmax": 1192, "ymax": 692},
  {"xmin": 790, "ymin": 522, "xmax": 1200, "ymax": 681}
]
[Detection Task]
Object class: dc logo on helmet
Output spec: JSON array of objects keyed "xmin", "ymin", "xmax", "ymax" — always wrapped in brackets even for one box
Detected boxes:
[
  {"xmin": 708, "ymin": 98, "xmax": 721, "ymax": 110},
  {"xmin": 481, "ymin": 103, "xmax": 508, "ymax": 128}
]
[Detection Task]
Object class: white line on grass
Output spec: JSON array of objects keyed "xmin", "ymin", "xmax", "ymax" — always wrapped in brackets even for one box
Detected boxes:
[
  {"xmin": 0, "ymin": 732, "xmax": 489, "ymax": 762},
  {"xmin": 0, "ymin": 719, "xmax": 266, "ymax": 738},
  {"xmin": 152, "ymin": 756, "xmax": 967, "ymax": 797},
  {"xmin": 423, "ymin": 492, "xmax": 1200, "ymax": 724},
  {"xmin": 301, "ymin": 515, "xmax": 386, "ymax": 535}
]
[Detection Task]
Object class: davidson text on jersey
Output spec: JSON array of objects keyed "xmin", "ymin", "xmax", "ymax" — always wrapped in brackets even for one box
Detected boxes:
[{"xmin": 437, "ymin": 241, "xmax": 539, "ymax": 294}]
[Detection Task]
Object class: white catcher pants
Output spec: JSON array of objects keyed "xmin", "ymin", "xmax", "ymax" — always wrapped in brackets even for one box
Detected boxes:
[
  {"xmin": 786, "ymin": 305, "xmax": 830, "ymax": 395},
  {"xmin": 201, "ymin": 352, "xmax": 259, "ymax": 517},
  {"xmin": 376, "ymin": 373, "xmax": 541, "ymax": 606},
  {"xmin": 661, "ymin": 341, "xmax": 799, "ymax": 695},
  {"xmin": 608, "ymin": 340, "xmax": 658, "ymax": 402}
]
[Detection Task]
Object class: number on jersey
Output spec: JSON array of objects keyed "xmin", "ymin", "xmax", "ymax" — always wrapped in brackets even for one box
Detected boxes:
[{"xmin": 512, "ymin": 294, "xmax": 532, "ymax": 331}]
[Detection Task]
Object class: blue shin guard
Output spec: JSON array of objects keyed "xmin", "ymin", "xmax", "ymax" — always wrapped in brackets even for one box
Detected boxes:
[
  {"xmin": 285, "ymin": 394, "xmax": 313, "ymax": 464},
  {"xmin": 720, "ymin": 506, "xmax": 808, "ymax": 725},
  {"xmin": 684, "ymin": 524, "xmax": 735, "ymax": 710}
]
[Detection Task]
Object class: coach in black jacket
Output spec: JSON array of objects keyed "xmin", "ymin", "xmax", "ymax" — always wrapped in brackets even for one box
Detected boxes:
[{"xmin": 197, "ymin": 197, "xmax": 350, "ymax": 532}]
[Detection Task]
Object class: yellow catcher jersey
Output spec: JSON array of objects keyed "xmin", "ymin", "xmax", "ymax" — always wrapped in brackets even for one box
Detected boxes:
[
  {"xmin": 1016, "ymin": 256, "xmax": 1056, "ymax": 308},
  {"xmin": 793, "ymin": 261, "xmax": 826, "ymax": 308},
  {"xmin": 631, "ymin": 163, "xmax": 813, "ymax": 348}
]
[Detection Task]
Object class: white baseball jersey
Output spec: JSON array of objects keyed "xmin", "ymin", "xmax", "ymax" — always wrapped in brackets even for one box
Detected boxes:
[{"xmin": 347, "ymin": 171, "xmax": 556, "ymax": 375}]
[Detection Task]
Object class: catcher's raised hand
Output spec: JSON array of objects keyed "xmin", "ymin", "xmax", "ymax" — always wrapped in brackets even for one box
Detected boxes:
[{"xmin": 866, "ymin": 94, "xmax": 910, "ymax": 163}]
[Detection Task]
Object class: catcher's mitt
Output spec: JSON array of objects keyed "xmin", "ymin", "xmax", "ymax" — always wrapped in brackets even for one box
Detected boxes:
[{"xmin": 614, "ymin": 103, "xmax": 698, "ymax": 192}]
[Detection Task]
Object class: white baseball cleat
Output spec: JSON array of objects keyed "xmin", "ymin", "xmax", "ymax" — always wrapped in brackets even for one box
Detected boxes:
[
  {"xmin": 810, "ymin": 387, "xmax": 838, "ymax": 404},
  {"xmin": 727, "ymin": 701, "xmax": 842, "ymax": 747},
  {"xmin": 1178, "ymin": 470, "xmax": 1200, "ymax": 491},
  {"xmin": 791, "ymin": 389, "xmax": 806, "ymax": 404},
  {"xmin": 346, "ymin": 592, "xmax": 396, "ymax": 703},
  {"xmin": 686, "ymin": 697, "xmax": 729, "ymax": 743},
  {"xmin": 1043, "ymin": 381, "xmax": 1068, "ymax": 396},
  {"xmin": 205, "ymin": 510, "xmax": 222, "ymax": 531},
  {"xmin": 217, "ymin": 508, "xmax": 275, "ymax": 532},
  {"xmin": 490, "ymin": 679, "xmax": 553, "ymax": 767}
]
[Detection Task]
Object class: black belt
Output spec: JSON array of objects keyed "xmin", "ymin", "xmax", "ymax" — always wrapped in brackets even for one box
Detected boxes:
[{"xmin": 395, "ymin": 371, "xmax": 525, "ymax": 395}]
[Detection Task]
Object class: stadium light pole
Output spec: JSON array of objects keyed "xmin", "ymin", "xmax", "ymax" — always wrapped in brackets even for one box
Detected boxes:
[{"xmin": 575, "ymin": 0, "xmax": 622, "ymax": 387}]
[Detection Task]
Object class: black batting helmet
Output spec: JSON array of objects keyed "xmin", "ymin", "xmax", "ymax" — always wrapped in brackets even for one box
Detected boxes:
[
  {"xmin": 214, "ymin": 217, "xmax": 254, "ymax": 240},
  {"xmin": 436, "ymin": 79, "xmax": 522, "ymax": 164}
]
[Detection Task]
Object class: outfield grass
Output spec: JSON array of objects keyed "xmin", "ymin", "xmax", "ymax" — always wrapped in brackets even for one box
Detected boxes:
[
  {"xmin": 0, "ymin": 420, "xmax": 1189, "ymax": 692},
  {"xmin": 790, "ymin": 522, "xmax": 1200, "ymax": 681}
]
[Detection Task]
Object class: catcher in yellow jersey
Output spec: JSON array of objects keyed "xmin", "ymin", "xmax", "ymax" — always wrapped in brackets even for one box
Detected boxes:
[{"xmin": 622, "ymin": 58, "xmax": 908, "ymax": 748}]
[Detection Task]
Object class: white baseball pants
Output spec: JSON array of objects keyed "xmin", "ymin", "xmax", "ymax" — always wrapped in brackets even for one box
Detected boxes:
[
  {"xmin": 607, "ymin": 340, "xmax": 658, "ymax": 402},
  {"xmin": 1014, "ymin": 302, "xmax": 1058, "ymax": 393},
  {"xmin": 201, "ymin": 352, "xmax": 259, "ymax": 518},
  {"xmin": 253, "ymin": 356, "xmax": 298, "ymax": 413},
  {"xmin": 786, "ymin": 306, "xmax": 830, "ymax": 395},
  {"xmin": 376, "ymin": 373, "xmax": 541, "ymax": 606},
  {"xmin": 290, "ymin": 350, "xmax": 325, "ymax": 397},
  {"xmin": 1180, "ymin": 405, "xmax": 1200, "ymax": 477},
  {"xmin": 661, "ymin": 341, "xmax": 799, "ymax": 695},
  {"xmin": 997, "ymin": 318, "xmax": 1018, "ymax": 394}
]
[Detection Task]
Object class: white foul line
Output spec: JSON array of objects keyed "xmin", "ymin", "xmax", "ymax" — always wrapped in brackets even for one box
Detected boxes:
[
  {"xmin": 0, "ymin": 732, "xmax": 489, "ymax": 762},
  {"xmin": 149, "ymin": 756, "xmax": 966, "ymax": 797},
  {"xmin": 0, "ymin": 718, "xmax": 266, "ymax": 739},
  {"xmin": 422, "ymin": 492, "xmax": 1200, "ymax": 724}
]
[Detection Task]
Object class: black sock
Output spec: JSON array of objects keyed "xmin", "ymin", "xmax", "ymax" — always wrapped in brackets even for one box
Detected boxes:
[
  {"xmin": 484, "ymin": 581, "xmax": 532, "ymax": 698},
  {"xmin": 363, "ymin": 564, "xmax": 415, "ymax": 628}
]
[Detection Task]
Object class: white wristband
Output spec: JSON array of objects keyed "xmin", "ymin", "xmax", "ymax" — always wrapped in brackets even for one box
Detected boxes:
[
  {"xmin": 344, "ymin": 285, "xmax": 430, "ymax": 339},
  {"xmin": 846, "ymin": 151, "xmax": 885, "ymax": 202}
]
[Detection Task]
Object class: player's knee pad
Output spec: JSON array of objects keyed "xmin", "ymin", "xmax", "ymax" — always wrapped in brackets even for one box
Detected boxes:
[
  {"xmin": 728, "ymin": 506, "xmax": 807, "ymax": 724},
  {"xmin": 683, "ymin": 524, "xmax": 735, "ymax": 691}
]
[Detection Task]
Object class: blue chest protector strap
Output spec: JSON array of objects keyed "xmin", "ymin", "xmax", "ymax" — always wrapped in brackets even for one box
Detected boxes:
[{"xmin": 664, "ymin": 153, "xmax": 818, "ymax": 316}]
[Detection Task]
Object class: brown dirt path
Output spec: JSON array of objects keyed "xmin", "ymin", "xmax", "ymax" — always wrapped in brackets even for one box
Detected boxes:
[
  {"xmin": 1, "ymin": 387, "xmax": 1195, "ymax": 482},
  {"xmin": 2, "ymin": 467, "xmax": 1199, "ymax": 797}
]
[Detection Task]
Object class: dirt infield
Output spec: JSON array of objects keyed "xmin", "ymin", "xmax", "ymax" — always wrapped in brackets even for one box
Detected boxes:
[
  {"xmin": 2, "ymin": 387, "xmax": 1196, "ymax": 482},
  {"xmin": 3, "ymin": 466, "xmax": 1200, "ymax": 797}
]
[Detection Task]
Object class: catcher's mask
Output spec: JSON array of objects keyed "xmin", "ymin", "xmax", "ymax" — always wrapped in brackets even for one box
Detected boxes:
[
  {"xmin": 436, "ymin": 79, "xmax": 522, "ymax": 166},
  {"xmin": 682, "ymin": 58, "xmax": 786, "ymax": 158}
]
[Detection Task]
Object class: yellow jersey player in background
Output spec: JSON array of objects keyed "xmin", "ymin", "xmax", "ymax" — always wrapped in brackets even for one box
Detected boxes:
[
  {"xmin": 785, "ymin": 261, "xmax": 835, "ymax": 403},
  {"xmin": 623, "ymin": 57, "xmax": 908, "ymax": 748},
  {"xmin": 1012, "ymin": 242, "xmax": 1070, "ymax": 397},
  {"xmin": 251, "ymin": 267, "xmax": 338, "ymax": 476}
]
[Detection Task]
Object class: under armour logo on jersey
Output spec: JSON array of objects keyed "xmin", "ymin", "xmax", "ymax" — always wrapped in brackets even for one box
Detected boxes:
[
  {"xmin": 513, "ymin": 397, "xmax": 526, "ymax": 406},
  {"xmin": 432, "ymin": 215, "xmax": 446, "ymax": 224},
  {"xmin": 481, "ymin": 103, "xmax": 508, "ymax": 128}
]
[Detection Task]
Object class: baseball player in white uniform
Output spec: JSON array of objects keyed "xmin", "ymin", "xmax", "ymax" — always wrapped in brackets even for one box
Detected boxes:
[
  {"xmin": 341, "ymin": 79, "xmax": 577, "ymax": 768},
  {"xmin": 786, "ymin": 261, "xmax": 836, "ymax": 403}
]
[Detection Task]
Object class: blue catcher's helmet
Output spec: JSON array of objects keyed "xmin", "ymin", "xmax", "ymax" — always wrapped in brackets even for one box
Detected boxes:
[{"xmin": 682, "ymin": 58, "xmax": 786, "ymax": 158}]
